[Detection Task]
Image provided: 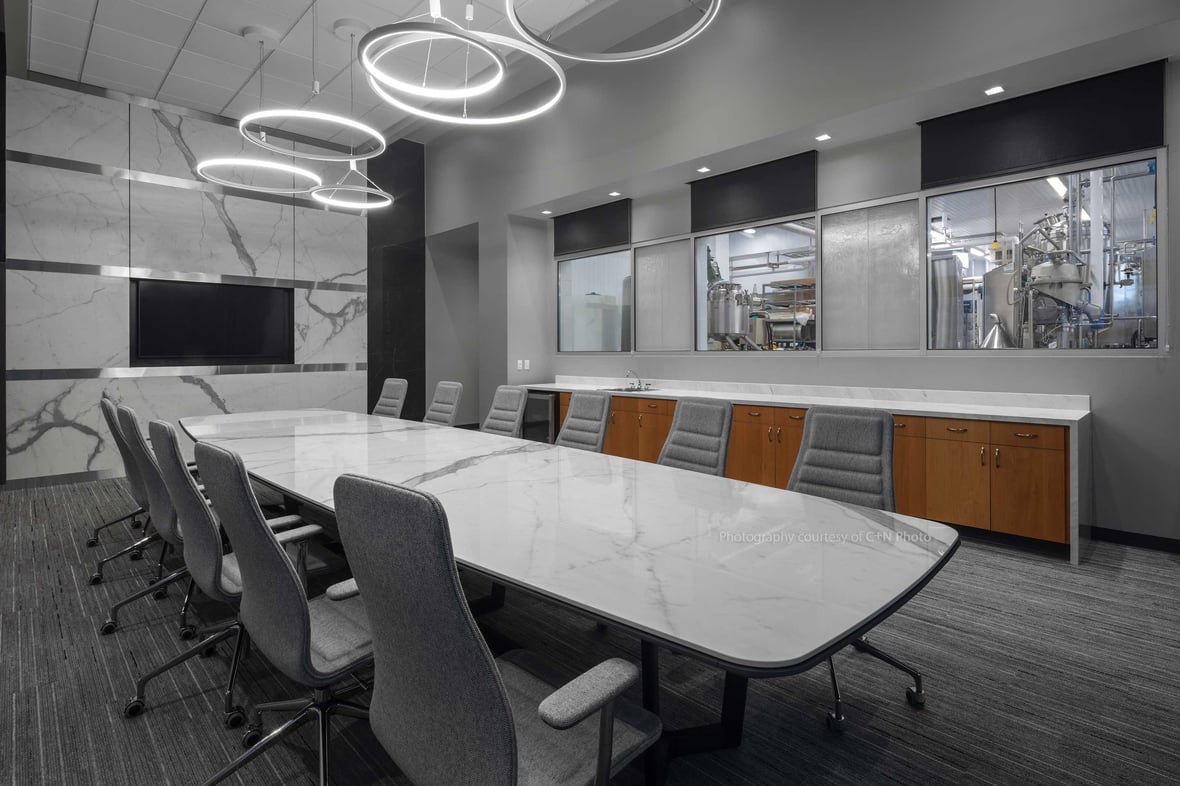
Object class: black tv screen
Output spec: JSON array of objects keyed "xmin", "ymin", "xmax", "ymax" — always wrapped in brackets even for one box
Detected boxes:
[{"xmin": 131, "ymin": 279, "xmax": 294, "ymax": 366}]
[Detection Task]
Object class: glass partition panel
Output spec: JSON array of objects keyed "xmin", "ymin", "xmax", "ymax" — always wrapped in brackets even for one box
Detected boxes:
[
  {"xmin": 928, "ymin": 158, "xmax": 1158, "ymax": 349},
  {"xmin": 635, "ymin": 239, "xmax": 693, "ymax": 351},
  {"xmin": 694, "ymin": 218, "xmax": 817, "ymax": 351},
  {"xmin": 558, "ymin": 250, "xmax": 632, "ymax": 352},
  {"xmin": 821, "ymin": 200, "xmax": 920, "ymax": 349}
]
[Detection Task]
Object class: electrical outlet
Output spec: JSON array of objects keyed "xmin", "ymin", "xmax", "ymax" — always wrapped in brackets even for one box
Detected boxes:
[
  {"xmin": 524, "ymin": 359, "xmax": 530, "ymax": 370},
  {"xmin": 516, "ymin": 359, "xmax": 523, "ymax": 370}
]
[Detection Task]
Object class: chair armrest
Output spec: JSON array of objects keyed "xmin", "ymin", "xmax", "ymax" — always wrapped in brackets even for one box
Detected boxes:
[
  {"xmin": 538, "ymin": 658, "xmax": 639, "ymax": 730},
  {"xmin": 326, "ymin": 579, "xmax": 359, "ymax": 601},
  {"xmin": 273, "ymin": 524, "xmax": 323, "ymax": 545},
  {"xmin": 264, "ymin": 514, "xmax": 303, "ymax": 532}
]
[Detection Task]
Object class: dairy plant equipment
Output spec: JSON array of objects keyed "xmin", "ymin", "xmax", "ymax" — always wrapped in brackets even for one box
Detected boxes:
[{"xmin": 707, "ymin": 281, "xmax": 761, "ymax": 350}]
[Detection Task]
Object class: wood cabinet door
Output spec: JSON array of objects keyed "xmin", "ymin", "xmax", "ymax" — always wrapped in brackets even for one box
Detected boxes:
[
  {"xmin": 990, "ymin": 444, "xmax": 1067, "ymax": 542},
  {"xmin": 636, "ymin": 412, "xmax": 672, "ymax": 463},
  {"xmin": 773, "ymin": 419, "xmax": 806, "ymax": 489},
  {"xmin": 726, "ymin": 419, "xmax": 775, "ymax": 484},
  {"xmin": 925, "ymin": 439, "xmax": 990, "ymax": 529},
  {"xmin": 603, "ymin": 412, "xmax": 637, "ymax": 459},
  {"xmin": 558, "ymin": 392, "xmax": 571, "ymax": 431},
  {"xmin": 894, "ymin": 435, "xmax": 926, "ymax": 517}
]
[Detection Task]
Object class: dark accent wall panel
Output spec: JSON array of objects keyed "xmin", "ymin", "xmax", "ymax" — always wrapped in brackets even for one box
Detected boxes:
[
  {"xmin": 368, "ymin": 139, "xmax": 426, "ymax": 420},
  {"xmin": 920, "ymin": 61, "xmax": 1165, "ymax": 189},
  {"xmin": 553, "ymin": 199, "xmax": 631, "ymax": 257},
  {"xmin": 690, "ymin": 151, "xmax": 817, "ymax": 233},
  {"xmin": 2, "ymin": 31, "xmax": 7, "ymax": 484}
]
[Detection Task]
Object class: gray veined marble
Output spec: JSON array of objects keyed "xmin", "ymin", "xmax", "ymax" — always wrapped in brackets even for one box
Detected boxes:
[
  {"xmin": 5, "ymin": 162, "xmax": 131, "ymax": 266},
  {"xmin": 294, "ymin": 205, "xmax": 367, "ymax": 285},
  {"xmin": 296, "ymin": 289, "xmax": 367, "ymax": 364},
  {"xmin": 5, "ymin": 76, "xmax": 130, "ymax": 168},
  {"xmin": 5, "ymin": 269, "xmax": 129, "ymax": 369},
  {"xmin": 130, "ymin": 179, "xmax": 293, "ymax": 279}
]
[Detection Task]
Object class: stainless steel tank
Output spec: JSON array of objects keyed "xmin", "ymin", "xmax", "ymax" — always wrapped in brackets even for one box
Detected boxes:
[{"xmin": 708, "ymin": 282, "xmax": 751, "ymax": 337}]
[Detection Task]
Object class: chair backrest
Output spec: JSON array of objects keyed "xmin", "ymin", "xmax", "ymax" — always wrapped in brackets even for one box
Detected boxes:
[
  {"xmin": 423, "ymin": 381, "xmax": 463, "ymax": 427},
  {"xmin": 656, "ymin": 398, "xmax": 733, "ymax": 477},
  {"xmin": 116, "ymin": 405, "xmax": 180, "ymax": 545},
  {"xmin": 481, "ymin": 385, "xmax": 527, "ymax": 438},
  {"xmin": 195, "ymin": 442, "xmax": 314, "ymax": 684},
  {"xmin": 554, "ymin": 391, "xmax": 610, "ymax": 452},
  {"xmin": 151, "ymin": 420, "xmax": 236, "ymax": 605},
  {"xmin": 100, "ymin": 396, "xmax": 148, "ymax": 508},
  {"xmin": 334, "ymin": 474, "xmax": 516, "ymax": 785},
  {"xmin": 372, "ymin": 378, "xmax": 409, "ymax": 418},
  {"xmin": 786, "ymin": 406, "xmax": 896, "ymax": 512}
]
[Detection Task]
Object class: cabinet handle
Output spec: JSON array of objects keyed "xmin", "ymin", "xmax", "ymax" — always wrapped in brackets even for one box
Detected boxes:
[
  {"xmin": 647, "ymin": 403, "xmax": 658, "ymax": 409},
  {"xmin": 895, "ymin": 423, "xmax": 907, "ymax": 429},
  {"xmin": 1013, "ymin": 432, "xmax": 1038, "ymax": 439},
  {"xmin": 980, "ymin": 446, "xmax": 985, "ymax": 466},
  {"xmin": 946, "ymin": 427, "xmax": 968, "ymax": 433},
  {"xmin": 638, "ymin": 414, "xmax": 644, "ymax": 425},
  {"xmin": 749, "ymin": 411, "xmax": 761, "ymax": 417},
  {"xmin": 776, "ymin": 427, "xmax": 782, "ymax": 443},
  {"xmin": 789, "ymin": 414, "xmax": 804, "ymax": 421},
  {"xmin": 767, "ymin": 426, "xmax": 773, "ymax": 442},
  {"xmin": 610, "ymin": 413, "xmax": 615, "ymax": 424},
  {"xmin": 995, "ymin": 448, "xmax": 1000, "ymax": 468}
]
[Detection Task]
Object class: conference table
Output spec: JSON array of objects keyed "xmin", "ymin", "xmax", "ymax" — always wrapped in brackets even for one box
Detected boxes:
[{"xmin": 181, "ymin": 408, "xmax": 960, "ymax": 775}]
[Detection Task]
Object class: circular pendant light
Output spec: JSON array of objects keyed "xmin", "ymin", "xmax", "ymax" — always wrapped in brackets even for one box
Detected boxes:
[
  {"xmin": 358, "ymin": 22, "xmax": 507, "ymax": 101},
  {"xmin": 309, "ymin": 162, "xmax": 393, "ymax": 211},
  {"xmin": 366, "ymin": 31, "xmax": 565, "ymax": 126},
  {"xmin": 504, "ymin": 0, "xmax": 723, "ymax": 63},
  {"xmin": 195, "ymin": 157, "xmax": 322, "ymax": 195},
  {"xmin": 239, "ymin": 109, "xmax": 386, "ymax": 162}
]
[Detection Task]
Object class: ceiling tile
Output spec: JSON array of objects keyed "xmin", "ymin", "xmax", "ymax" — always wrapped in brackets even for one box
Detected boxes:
[
  {"xmin": 82, "ymin": 51, "xmax": 167, "ymax": 96},
  {"xmin": 151, "ymin": 0, "xmax": 208, "ymax": 17},
  {"xmin": 29, "ymin": 6, "xmax": 92, "ymax": 51},
  {"xmin": 28, "ymin": 36, "xmax": 85, "ymax": 79},
  {"xmin": 157, "ymin": 74, "xmax": 239, "ymax": 114},
  {"xmin": 169, "ymin": 49, "xmax": 256, "ymax": 93},
  {"xmin": 87, "ymin": 25, "xmax": 179, "ymax": 73},
  {"xmin": 184, "ymin": 23, "xmax": 269, "ymax": 71},
  {"xmin": 31, "ymin": 0, "xmax": 99, "ymax": 23},
  {"xmin": 199, "ymin": 0, "xmax": 305, "ymax": 39},
  {"xmin": 93, "ymin": 0, "xmax": 194, "ymax": 47}
]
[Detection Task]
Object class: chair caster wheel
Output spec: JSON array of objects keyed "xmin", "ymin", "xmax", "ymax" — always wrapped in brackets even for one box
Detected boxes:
[
  {"xmin": 100, "ymin": 620, "xmax": 117, "ymax": 635},
  {"xmin": 89, "ymin": 573, "xmax": 103, "ymax": 585},
  {"xmin": 123, "ymin": 699, "xmax": 144, "ymax": 718},
  {"xmin": 152, "ymin": 588, "xmax": 168, "ymax": 600},
  {"xmin": 199, "ymin": 645, "xmax": 217, "ymax": 659},
  {"xmin": 86, "ymin": 537, "xmax": 98, "ymax": 548},
  {"xmin": 906, "ymin": 687, "xmax": 925, "ymax": 708},
  {"xmin": 826, "ymin": 711, "xmax": 845, "ymax": 732},
  {"xmin": 178, "ymin": 625, "xmax": 197, "ymax": 641},
  {"xmin": 132, "ymin": 519, "xmax": 144, "ymax": 529},
  {"xmin": 129, "ymin": 550, "xmax": 143, "ymax": 561},
  {"xmin": 224, "ymin": 708, "xmax": 246, "ymax": 729},
  {"xmin": 241, "ymin": 726, "xmax": 263, "ymax": 748}
]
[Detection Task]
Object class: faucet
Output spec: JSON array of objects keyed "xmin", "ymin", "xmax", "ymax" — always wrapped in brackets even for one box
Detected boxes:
[{"xmin": 625, "ymin": 369, "xmax": 642, "ymax": 390}]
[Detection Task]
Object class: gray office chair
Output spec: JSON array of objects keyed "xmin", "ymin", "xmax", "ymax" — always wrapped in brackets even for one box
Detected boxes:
[
  {"xmin": 119, "ymin": 420, "xmax": 315, "ymax": 728},
  {"xmin": 555, "ymin": 392, "xmax": 611, "ymax": 452},
  {"xmin": 423, "ymin": 380, "xmax": 463, "ymax": 426},
  {"xmin": 86, "ymin": 396, "xmax": 148, "ymax": 547},
  {"xmin": 656, "ymin": 398, "xmax": 733, "ymax": 476},
  {"xmin": 333, "ymin": 473, "xmax": 661, "ymax": 786},
  {"xmin": 195, "ymin": 442, "xmax": 372, "ymax": 786},
  {"xmin": 482, "ymin": 385, "xmax": 528, "ymax": 438},
  {"xmin": 786, "ymin": 405, "xmax": 920, "ymax": 730},
  {"xmin": 371, "ymin": 378, "xmax": 409, "ymax": 418}
]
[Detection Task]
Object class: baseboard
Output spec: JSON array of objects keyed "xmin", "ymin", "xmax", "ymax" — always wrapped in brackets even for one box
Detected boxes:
[
  {"xmin": 1, "ymin": 468, "xmax": 124, "ymax": 489},
  {"xmin": 1091, "ymin": 526, "xmax": 1180, "ymax": 554}
]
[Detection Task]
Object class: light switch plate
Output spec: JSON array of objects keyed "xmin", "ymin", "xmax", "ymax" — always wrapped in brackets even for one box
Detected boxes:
[{"xmin": 516, "ymin": 359, "xmax": 523, "ymax": 370}]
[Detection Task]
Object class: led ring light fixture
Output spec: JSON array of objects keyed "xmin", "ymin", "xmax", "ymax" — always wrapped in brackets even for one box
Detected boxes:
[
  {"xmin": 195, "ymin": 158, "xmax": 322, "ymax": 195},
  {"xmin": 309, "ymin": 162, "xmax": 393, "ymax": 210},
  {"xmin": 358, "ymin": 22, "xmax": 507, "ymax": 101},
  {"xmin": 504, "ymin": 0, "xmax": 723, "ymax": 63},
  {"xmin": 240, "ymin": 109, "xmax": 386, "ymax": 162},
  {"xmin": 366, "ymin": 31, "xmax": 565, "ymax": 126}
]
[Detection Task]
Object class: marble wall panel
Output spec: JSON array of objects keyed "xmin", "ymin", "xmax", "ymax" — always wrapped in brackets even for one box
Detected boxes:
[
  {"xmin": 4, "ymin": 372, "xmax": 366, "ymax": 480},
  {"xmin": 5, "ymin": 270, "xmax": 129, "ymax": 369},
  {"xmin": 6, "ymin": 77, "xmax": 130, "ymax": 167},
  {"xmin": 130, "ymin": 180, "xmax": 293, "ymax": 279},
  {"xmin": 5, "ymin": 162, "xmax": 130, "ymax": 265},
  {"xmin": 295, "ymin": 289, "xmax": 367, "ymax": 364},
  {"xmin": 294, "ymin": 205, "xmax": 367, "ymax": 285}
]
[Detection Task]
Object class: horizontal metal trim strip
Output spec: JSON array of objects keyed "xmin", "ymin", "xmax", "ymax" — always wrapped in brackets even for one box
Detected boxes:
[
  {"xmin": 4, "ymin": 259, "xmax": 367, "ymax": 292},
  {"xmin": 25, "ymin": 70, "xmax": 356, "ymax": 155},
  {"xmin": 1, "ymin": 468, "xmax": 125, "ymax": 489},
  {"xmin": 6, "ymin": 363, "xmax": 368, "ymax": 381},
  {"xmin": 4, "ymin": 150, "xmax": 363, "ymax": 215}
]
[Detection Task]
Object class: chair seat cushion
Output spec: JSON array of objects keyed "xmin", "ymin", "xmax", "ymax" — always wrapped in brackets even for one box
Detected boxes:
[
  {"xmin": 497, "ymin": 650, "xmax": 662, "ymax": 786},
  {"xmin": 307, "ymin": 594, "xmax": 373, "ymax": 680},
  {"xmin": 218, "ymin": 553, "xmax": 243, "ymax": 598}
]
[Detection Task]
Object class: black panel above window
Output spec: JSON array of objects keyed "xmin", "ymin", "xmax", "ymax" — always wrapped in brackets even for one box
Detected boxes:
[
  {"xmin": 690, "ymin": 151, "xmax": 817, "ymax": 233},
  {"xmin": 553, "ymin": 199, "xmax": 632, "ymax": 257},
  {"xmin": 920, "ymin": 61, "xmax": 1165, "ymax": 189}
]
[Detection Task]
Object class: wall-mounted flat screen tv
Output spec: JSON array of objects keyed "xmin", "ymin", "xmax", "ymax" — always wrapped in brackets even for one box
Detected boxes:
[{"xmin": 131, "ymin": 279, "xmax": 294, "ymax": 366}]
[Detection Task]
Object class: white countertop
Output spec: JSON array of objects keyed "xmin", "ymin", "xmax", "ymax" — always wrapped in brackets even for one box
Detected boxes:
[
  {"xmin": 182, "ymin": 409, "xmax": 959, "ymax": 674},
  {"xmin": 529, "ymin": 377, "xmax": 1090, "ymax": 425}
]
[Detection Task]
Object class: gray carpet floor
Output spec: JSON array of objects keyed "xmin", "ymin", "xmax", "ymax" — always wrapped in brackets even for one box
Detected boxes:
[{"xmin": 2, "ymin": 477, "xmax": 1179, "ymax": 785}]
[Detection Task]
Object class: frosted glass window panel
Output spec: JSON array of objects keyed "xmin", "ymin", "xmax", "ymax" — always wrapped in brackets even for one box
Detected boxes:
[
  {"xmin": 635, "ymin": 240, "xmax": 692, "ymax": 351},
  {"xmin": 558, "ymin": 251, "xmax": 632, "ymax": 352},
  {"xmin": 821, "ymin": 200, "xmax": 920, "ymax": 349}
]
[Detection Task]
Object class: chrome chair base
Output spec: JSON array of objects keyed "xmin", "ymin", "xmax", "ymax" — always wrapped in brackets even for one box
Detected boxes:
[{"xmin": 86, "ymin": 506, "xmax": 146, "ymax": 547}]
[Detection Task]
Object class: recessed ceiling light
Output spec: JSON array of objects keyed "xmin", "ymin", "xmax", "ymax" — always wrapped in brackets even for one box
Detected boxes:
[
  {"xmin": 697, "ymin": 166, "xmax": 711, "ymax": 173},
  {"xmin": 608, "ymin": 191, "xmax": 621, "ymax": 197},
  {"xmin": 541, "ymin": 210, "xmax": 552, "ymax": 215},
  {"xmin": 984, "ymin": 85, "xmax": 1005, "ymax": 96},
  {"xmin": 742, "ymin": 228, "xmax": 757, "ymax": 235},
  {"xmin": 815, "ymin": 133, "xmax": 831, "ymax": 142},
  {"xmin": 1045, "ymin": 176, "xmax": 1067, "ymax": 198}
]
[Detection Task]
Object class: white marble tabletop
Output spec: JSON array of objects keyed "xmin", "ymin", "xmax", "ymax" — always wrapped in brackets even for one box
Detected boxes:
[{"xmin": 181, "ymin": 409, "xmax": 960, "ymax": 674}]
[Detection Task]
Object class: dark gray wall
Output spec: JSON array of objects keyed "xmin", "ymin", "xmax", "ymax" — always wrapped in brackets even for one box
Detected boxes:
[{"xmin": 425, "ymin": 224, "xmax": 480, "ymax": 426}]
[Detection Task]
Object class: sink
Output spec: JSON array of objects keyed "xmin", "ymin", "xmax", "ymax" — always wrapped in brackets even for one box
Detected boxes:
[{"xmin": 597, "ymin": 387, "xmax": 659, "ymax": 392}]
